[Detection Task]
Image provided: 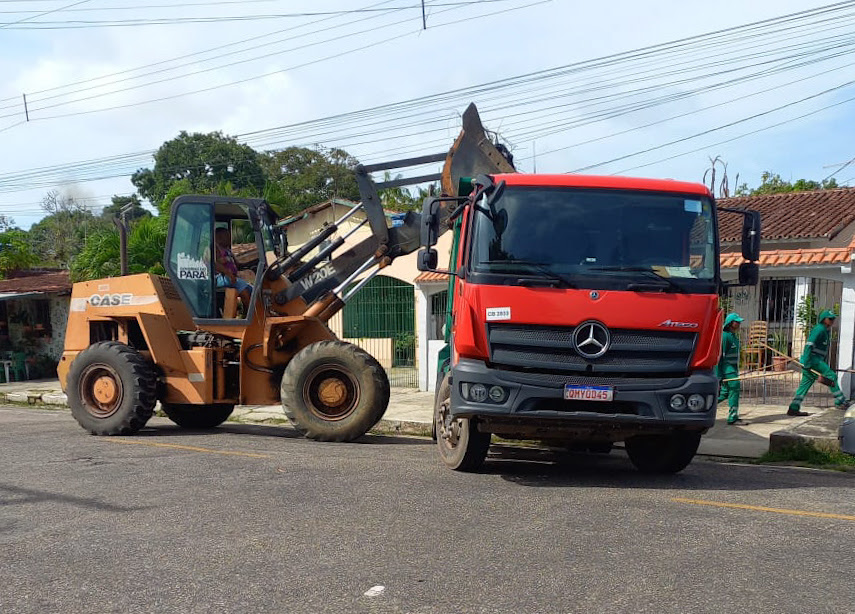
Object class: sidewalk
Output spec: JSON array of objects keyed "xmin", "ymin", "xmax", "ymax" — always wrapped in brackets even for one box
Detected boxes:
[{"xmin": 0, "ymin": 379, "xmax": 842, "ymax": 458}]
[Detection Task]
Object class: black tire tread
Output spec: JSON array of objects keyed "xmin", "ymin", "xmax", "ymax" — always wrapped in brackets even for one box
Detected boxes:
[
  {"xmin": 281, "ymin": 340, "xmax": 390, "ymax": 442},
  {"xmin": 434, "ymin": 374, "xmax": 490, "ymax": 472},
  {"xmin": 625, "ymin": 431, "xmax": 701, "ymax": 474},
  {"xmin": 162, "ymin": 403, "xmax": 234, "ymax": 429},
  {"xmin": 67, "ymin": 341, "xmax": 157, "ymax": 436}
]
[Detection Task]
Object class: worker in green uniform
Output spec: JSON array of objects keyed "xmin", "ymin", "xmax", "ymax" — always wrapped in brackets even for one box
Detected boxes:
[
  {"xmin": 787, "ymin": 310, "xmax": 850, "ymax": 416},
  {"xmin": 717, "ymin": 313, "xmax": 747, "ymax": 425}
]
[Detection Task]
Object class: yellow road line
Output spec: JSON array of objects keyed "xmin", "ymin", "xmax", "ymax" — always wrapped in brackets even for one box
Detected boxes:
[
  {"xmin": 104, "ymin": 438, "xmax": 270, "ymax": 459},
  {"xmin": 673, "ymin": 497, "xmax": 855, "ymax": 521}
]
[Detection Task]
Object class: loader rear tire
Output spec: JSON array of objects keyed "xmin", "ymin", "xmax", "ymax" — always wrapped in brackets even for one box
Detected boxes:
[
  {"xmin": 162, "ymin": 403, "xmax": 234, "ymax": 429},
  {"xmin": 67, "ymin": 341, "xmax": 157, "ymax": 436},
  {"xmin": 280, "ymin": 340, "xmax": 390, "ymax": 442}
]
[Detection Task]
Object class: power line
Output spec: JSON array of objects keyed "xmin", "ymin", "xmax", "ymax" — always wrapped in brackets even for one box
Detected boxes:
[
  {"xmin": 0, "ymin": 1, "xmax": 516, "ymax": 28},
  {"xmin": 0, "ymin": 0, "xmax": 852, "ymax": 195},
  {"xmin": 0, "ymin": 0, "xmax": 89, "ymax": 29}
]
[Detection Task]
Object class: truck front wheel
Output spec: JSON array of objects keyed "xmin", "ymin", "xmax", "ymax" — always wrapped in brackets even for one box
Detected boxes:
[
  {"xmin": 434, "ymin": 375, "xmax": 490, "ymax": 471},
  {"xmin": 625, "ymin": 431, "xmax": 702, "ymax": 474}
]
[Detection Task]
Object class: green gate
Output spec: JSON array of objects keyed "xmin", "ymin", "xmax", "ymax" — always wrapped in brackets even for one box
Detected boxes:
[{"xmin": 342, "ymin": 275, "xmax": 417, "ymax": 387}]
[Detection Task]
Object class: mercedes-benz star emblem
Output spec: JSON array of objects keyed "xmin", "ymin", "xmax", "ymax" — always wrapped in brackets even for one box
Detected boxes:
[
  {"xmin": 590, "ymin": 291, "xmax": 599, "ymax": 300},
  {"xmin": 573, "ymin": 321, "xmax": 610, "ymax": 359}
]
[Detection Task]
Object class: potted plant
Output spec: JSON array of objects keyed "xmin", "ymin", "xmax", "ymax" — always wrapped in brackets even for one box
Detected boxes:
[{"xmin": 770, "ymin": 332, "xmax": 789, "ymax": 372}]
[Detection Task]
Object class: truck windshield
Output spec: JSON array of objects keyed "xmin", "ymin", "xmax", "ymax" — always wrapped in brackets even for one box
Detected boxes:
[{"xmin": 470, "ymin": 186, "xmax": 717, "ymax": 291}]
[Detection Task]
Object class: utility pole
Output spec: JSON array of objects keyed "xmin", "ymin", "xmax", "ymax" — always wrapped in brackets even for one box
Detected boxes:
[
  {"xmin": 114, "ymin": 203, "xmax": 134, "ymax": 276},
  {"xmin": 421, "ymin": 0, "xmax": 427, "ymax": 29},
  {"xmin": 22, "ymin": 94, "xmax": 29, "ymax": 122}
]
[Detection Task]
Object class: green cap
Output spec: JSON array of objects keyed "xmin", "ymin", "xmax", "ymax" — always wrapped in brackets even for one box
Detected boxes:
[
  {"xmin": 723, "ymin": 313, "xmax": 744, "ymax": 328},
  {"xmin": 819, "ymin": 309, "xmax": 838, "ymax": 321}
]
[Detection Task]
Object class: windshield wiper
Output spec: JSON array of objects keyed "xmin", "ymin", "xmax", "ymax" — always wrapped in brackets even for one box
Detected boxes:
[
  {"xmin": 482, "ymin": 259, "xmax": 576, "ymax": 288},
  {"xmin": 589, "ymin": 266, "xmax": 685, "ymax": 293}
]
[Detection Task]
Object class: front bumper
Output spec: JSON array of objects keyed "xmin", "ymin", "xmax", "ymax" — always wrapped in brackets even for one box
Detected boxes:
[{"xmin": 450, "ymin": 358, "xmax": 718, "ymax": 434}]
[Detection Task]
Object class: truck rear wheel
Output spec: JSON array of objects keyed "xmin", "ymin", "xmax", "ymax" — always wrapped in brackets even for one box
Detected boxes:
[
  {"xmin": 434, "ymin": 374, "xmax": 490, "ymax": 471},
  {"xmin": 162, "ymin": 403, "xmax": 234, "ymax": 429},
  {"xmin": 67, "ymin": 341, "xmax": 157, "ymax": 436},
  {"xmin": 625, "ymin": 431, "xmax": 701, "ymax": 474},
  {"xmin": 280, "ymin": 340, "xmax": 390, "ymax": 442}
]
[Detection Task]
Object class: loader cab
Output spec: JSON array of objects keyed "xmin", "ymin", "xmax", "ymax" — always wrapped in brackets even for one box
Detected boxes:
[{"xmin": 164, "ymin": 195, "xmax": 276, "ymax": 324}]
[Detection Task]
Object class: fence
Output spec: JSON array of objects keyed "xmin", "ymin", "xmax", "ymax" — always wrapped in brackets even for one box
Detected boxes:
[
  {"xmin": 340, "ymin": 275, "xmax": 418, "ymax": 388},
  {"xmin": 723, "ymin": 276, "xmax": 842, "ymax": 406}
]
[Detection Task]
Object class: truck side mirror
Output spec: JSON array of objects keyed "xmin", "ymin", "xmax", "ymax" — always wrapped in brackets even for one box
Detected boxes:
[
  {"xmin": 741, "ymin": 210, "xmax": 761, "ymax": 262},
  {"xmin": 418, "ymin": 248, "xmax": 439, "ymax": 271},
  {"xmin": 738, "ymin": 262, "xmax": 759, "ymax": 286},
  {"xmin": 421, "ymin": 197, "xmax": 442, "ymax": 248}
]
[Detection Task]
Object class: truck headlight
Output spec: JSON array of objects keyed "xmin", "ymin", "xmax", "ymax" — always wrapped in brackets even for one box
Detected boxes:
[
  {"xmin": 468, "ymin": 383, "xmax": 488, "ymax": 403},
  {"xmin": 489, "ymin": 386, "xmax": 506, "ymax": 403},
  {"xmin": 669, "ymin": 394, "xmax": 686, "ymax": 411},
  {"xmin": 687, "ymin": 394, "xmax": 706, "ymax": 412}
]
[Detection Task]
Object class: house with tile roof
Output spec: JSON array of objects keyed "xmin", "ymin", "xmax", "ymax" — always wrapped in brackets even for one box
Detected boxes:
[
  {"xmin": 718, "ymin": 187, "xmax": 855, "ymax": 396},
  {"xmin": 413, "ymin": 187, "xmax": 855, "ymax": 395},
  {"xmin": 0, "ymin": 269, "xmax": 72, "ymax": 379}
]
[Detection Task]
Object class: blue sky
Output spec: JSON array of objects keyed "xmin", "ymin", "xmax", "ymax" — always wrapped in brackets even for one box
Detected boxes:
[{"xmin": 1, "ymin": 0, "xmax": 853, "ymax": 229}]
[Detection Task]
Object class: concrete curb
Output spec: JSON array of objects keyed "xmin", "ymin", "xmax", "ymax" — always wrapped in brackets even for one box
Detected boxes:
[
  {"xmin": 769, "ymin": 409, "xmax": 842, "ymax": 452},
  {"xmin": 0, "ymin": 390, "xmax": 68, "ymax": 407},
  {"xmin": 372, "ymin": 418, "xmax": 432, "ymax": 438}
]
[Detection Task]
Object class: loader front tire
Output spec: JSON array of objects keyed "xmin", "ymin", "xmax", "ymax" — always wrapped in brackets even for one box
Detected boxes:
[
  {"xmin": 67, "ymin": 341, "xmax": 157, "ymax": 436},
  {"xmin": 162, "ymin": 403, "xmax": 234, "ymax": 429},
  {"xmin": 281, "ymin": 340, "xmax": 390, "ymax": 442}
]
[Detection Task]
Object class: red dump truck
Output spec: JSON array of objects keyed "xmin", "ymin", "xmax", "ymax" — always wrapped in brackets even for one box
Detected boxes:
[{"xmin": 419, "ymin": 157, "xmax": 761, "ymax": 473}]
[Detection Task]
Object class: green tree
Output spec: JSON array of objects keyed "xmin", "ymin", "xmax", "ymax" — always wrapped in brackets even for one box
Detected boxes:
[
  {"xmin": 70, "ymin": 216, "xmax": 169, "ymax": 282},
  {"xmin": 0, "ymin": 229, "xmax": 37, "ymax": 278},
  {"xmin": 101, "ymin": 194, "xmax": 150, "ymax": 222},
  {"xmin": 27, "ymin": 189, "xmax": 110, "ymax": 269},
  {"xmin": 735, "ymin": 172, "xmax": 840, "ymax": 196},
  {"xmin": 132, "ymin": 131, "xmax": 266, "ymax": 205},
  {"xmin": 260, "ymin": 146, "xmax": 360, "ymax": 216}
]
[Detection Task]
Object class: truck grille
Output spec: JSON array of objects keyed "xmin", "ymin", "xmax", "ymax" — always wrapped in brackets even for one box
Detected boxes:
[{"xmin": 488, "ymin": 324, "xmax": 696, "ymax": 374}]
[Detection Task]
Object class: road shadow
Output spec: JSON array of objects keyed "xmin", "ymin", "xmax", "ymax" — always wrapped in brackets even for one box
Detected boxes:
[
  {"xmin": 0, "ymin": 483, "xmax": 149, "ymax": 512},
  {"xmin": 483, "ymin": 445, "xmax": 855, "ymax": 491},
  {"xmin": 133, "ymin": 422, "xmax": 430, "ymax": 446}
]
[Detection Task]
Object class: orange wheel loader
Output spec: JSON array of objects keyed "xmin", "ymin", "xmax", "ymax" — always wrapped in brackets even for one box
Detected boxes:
[{"xmin": 58, "ymin": 104, "xmax": 514, "ymax": 442}]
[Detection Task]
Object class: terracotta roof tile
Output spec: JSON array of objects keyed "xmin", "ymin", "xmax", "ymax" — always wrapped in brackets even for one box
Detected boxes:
[
  {"xmin": 720, "ymin": 247, "xmax": 851, "ymax": 269},
  {"xmin": 717, "ymin": 187, "xmax": 855, "ymax": 242},
  {"xmin": 414, "ymin": 271, "xmax": 450, "ymax": 283},
  {"xmin": 0, "ymin": 271, "xmax": 71, "ymax": 295}
]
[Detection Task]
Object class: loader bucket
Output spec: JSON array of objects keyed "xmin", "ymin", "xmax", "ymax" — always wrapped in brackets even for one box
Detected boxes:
[{"xmin": 441, "ymin": 103, "xmax": 516, "ymax": 196}]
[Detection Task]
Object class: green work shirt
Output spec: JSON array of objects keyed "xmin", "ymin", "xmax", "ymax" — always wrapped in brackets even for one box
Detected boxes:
[
  {"xmin": 719, "ymin": 330, "xmax": 740, "ymax": 371},
  {"xmin": 801, "ymin": 323, "xmax": 830, "ymax": 364}
]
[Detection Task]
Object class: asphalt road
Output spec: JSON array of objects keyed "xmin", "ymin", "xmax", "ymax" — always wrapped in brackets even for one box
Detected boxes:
[{"xmin": 1, "ymin": 405, "xmax": 854, "ymax": 614}]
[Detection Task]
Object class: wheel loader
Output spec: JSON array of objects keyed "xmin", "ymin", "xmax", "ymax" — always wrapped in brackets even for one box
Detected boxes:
[{"xmin": 58, "ymin": 104, "xmax": 514, "ymax": 442}]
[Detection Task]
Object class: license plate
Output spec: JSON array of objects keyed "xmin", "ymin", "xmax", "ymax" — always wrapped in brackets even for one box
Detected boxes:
[{"xmin": 564, "ymin": 385, "xmax": 614, "ymax": 402}]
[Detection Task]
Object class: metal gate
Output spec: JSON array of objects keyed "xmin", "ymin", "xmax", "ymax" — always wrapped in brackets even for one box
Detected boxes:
[
  {"xmin": 342, "ymin": 275, "xmax": 417, "ymax": 387},
  {"xmin": 722, "ymin": 277, "xmax": 842, "ymax": 406}
]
